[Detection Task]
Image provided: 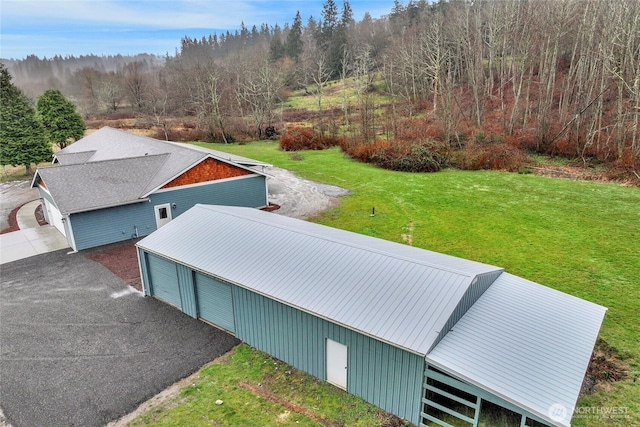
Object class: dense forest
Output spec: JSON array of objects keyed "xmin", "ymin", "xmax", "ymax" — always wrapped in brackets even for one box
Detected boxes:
[{"xmin": 3, "ymin": 0, "xmax": 639, "ymax": 179}]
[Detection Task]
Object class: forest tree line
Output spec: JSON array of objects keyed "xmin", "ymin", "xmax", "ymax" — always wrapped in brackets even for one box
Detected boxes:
[{"xmin": 3, "ymin": 0, "xmax": 639, "ymax": 168}]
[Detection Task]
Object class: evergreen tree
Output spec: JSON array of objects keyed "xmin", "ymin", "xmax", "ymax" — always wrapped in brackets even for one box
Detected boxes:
[
  {"xmin": 341, "ymin": 0, "xmax": 354, "ymax": 26},
  {"xmin": 269, "ymin": 24, "xmax": 285, "ymax": 62},
  {"xmin": 0, "ymin": 64, "xmax": 52, "ymax": 175},
  {"xmin": 319, "ymin": 0, "xmax": 338, "ymax": 49},
  {"xmin": 36, "ymin": 89, "xmax": 86, "ymax": 149},
  {"xmin": 286, "ymin": 11, "xmax": 304, "ymax": 61},
  {"xmin": 306, "ymin": 16, "xmax": 319, "ymax": 41}
]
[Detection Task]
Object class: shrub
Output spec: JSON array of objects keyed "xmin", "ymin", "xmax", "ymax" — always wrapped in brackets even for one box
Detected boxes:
[
  {"xmin": 279, "ymin": 127, "xmax": 342, "ymax": 151},
  {"xmin": 452, "ymin": 143, "xmax": 532, "ymax": 172},
  {"xmin": 343, "ymin": 139, "xmax": 448, "ymax": 173},
  {"xmin": 605, "ymin": 148, "xmax": 640, "ymax": 185},
  {"xmin": 148, "ymin": 127, "xmax": 208, "ymax": 142}
]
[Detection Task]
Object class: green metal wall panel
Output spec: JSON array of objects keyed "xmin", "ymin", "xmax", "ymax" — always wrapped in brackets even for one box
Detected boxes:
[
  {"xmin": 233, "ymin": 286, "xmax": 424, "ymax": 425},
  {"xmin": 177, "ymin": 264, "xmax": 197, "ymax": 318},
  {"xmin": 194, "ymin": 272, "xmax": 235, "ymax": 332},
  {"xmin": 147, "ymin": 253, "xmax": 181, "ymax": 308}
]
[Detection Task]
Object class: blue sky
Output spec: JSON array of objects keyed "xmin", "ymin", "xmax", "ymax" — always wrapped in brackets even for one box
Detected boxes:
[{"xmin": 0, "ymin": 0, "xmax": 395, "ymax": 60}]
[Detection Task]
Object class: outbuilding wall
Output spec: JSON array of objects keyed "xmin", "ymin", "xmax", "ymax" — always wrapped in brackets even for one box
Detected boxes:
[
  {"xmin": 233, "ymin": 287, "xmax": 425, "ymax": 425},
  {"xmin": 69, "ymin": 175, "xmax": 267, "ymax": 250},
  {"xmin": 138, "ymin": 249, "xmax": 424, "ymax": 425}
]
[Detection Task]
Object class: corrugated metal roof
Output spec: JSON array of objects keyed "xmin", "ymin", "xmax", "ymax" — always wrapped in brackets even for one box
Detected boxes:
[
  {"xmin": 137, "ymin": 204, "xmax": 504, "ymax": 356},
  {"xmin": 34, "ymin": 127, "xmax": 269, "ymax": 213},
  {"xmin": 427, "ymin": 272, "xmax": 606, "ymax": 427}
]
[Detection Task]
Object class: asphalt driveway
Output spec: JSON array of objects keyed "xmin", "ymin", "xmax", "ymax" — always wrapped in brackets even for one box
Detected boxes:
[{"xmin": 0, "ymin": 249, "xmax": 239, "ymax": 427}]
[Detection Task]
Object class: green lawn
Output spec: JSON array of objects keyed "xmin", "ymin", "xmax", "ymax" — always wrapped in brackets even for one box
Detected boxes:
[
  {"xmin": 192, "ymin": 141, "xmax": 640, "ymax": 427},
  {"xmin": 125, "ymin": 344, "xmax": 403, "ymax": 427}
]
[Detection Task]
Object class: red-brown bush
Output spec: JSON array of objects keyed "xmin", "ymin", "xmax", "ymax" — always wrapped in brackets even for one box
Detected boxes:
[
  {"xmin": 451, "ymin": 142, "xmax": 532, "ymax": 172},
  {"xmin": 342, "ymin": 139, "xmax": 448, "ymax": 172},
  {"xmin": 279, "ymin": 127, "xmax": 343, "ymax": 151},
  {"xmin": 605, "ymin": 148, "xmax": 640, "ymax": 185},
  {"xmin": 149, "ymin": 127, "xmax": 209, "ymax": 142}
]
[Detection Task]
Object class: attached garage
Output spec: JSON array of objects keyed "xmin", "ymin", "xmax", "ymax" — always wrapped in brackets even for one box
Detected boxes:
[
  {"xmin": 42, "ymin": 197, "xmax": 66, "ymax": 236},
  {"xmin": 136, "ymin": 204, "xmax": 606, "ymax": 427}
]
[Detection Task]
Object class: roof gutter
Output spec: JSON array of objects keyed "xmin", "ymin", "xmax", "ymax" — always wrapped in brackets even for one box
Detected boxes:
[{"xmin": 66, "ymin": 197, "xmax": 150, "ymax": 215}]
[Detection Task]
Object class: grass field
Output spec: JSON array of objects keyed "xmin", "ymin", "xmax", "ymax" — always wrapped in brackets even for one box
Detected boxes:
[
  {"xmin": 125, "ymin": 344, "xmax": 404, "ymax": 427},
  {"xmin": 184, "ymin": 141, "xmax": 639, "ymax": 427}
]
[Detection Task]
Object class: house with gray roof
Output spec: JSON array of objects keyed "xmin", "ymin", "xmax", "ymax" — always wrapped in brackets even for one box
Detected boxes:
[
  {"xmin": 136, "ymin": 204, "xmax": 606, "ymax": 427},
  {"xmin": 31, "ymin": 127, "xmax": 270, "ymax": 251}
]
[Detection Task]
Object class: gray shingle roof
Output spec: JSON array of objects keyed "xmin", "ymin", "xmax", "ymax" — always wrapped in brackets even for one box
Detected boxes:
[
  {"xmin": 37, "ymin": 154, "xmax": 169, "ymax": 213},
  {"xmin": 137, "ymin": 204, "xmax": 504, "ymax": 356},
  {"xmin": 427, "ymin": 273, "xmax": 606, "ymax": 427},
  {"xmin": 34, "ymin": 127, "xmax": 268, "ymax": 213},
  {"xmin": 55, "ymin": 126, "xmax": 270, "ymax": 169}
]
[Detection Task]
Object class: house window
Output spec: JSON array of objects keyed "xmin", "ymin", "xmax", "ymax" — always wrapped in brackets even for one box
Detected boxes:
[{"xmin": 158, "ymin": 207, "xmax": 168, "ymax": 219}]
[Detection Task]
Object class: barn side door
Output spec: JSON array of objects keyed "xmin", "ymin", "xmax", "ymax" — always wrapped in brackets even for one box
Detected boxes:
[{"xmin": 326, "ymin": 338, "xmax": 348, "ymax": 390}]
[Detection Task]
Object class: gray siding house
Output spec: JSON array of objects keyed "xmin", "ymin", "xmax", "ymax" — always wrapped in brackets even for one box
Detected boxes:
[
  {"xmin": 136, "ymin": 204, "xmax": 606, "ymax": 427},
  {"xmin": 31, "ymin": 127, "xmax": 270, "ymax": 251}
]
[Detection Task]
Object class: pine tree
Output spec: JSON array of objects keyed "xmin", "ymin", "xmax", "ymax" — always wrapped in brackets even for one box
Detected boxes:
[
  {"xmin": 0, "ymin": 64, "xmax": 52, "ymax": 175},
  {"xmin": 269, "ymin": 24, "xmax": 285, "ymax": 62},
  {"xmin": 286, "ymin": 11, "xmax": 304, "ymax": 61},
  {"xmin": 36, "ymin": 89, "xmax": 86, "ymax": 149},
  {"xmin": 319, "ymin": 0, "xmax": 338, "ymax": 50}
]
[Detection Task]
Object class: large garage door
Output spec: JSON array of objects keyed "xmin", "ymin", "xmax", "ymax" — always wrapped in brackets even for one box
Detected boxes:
[
  {"xmin": 43, "ymin": 199, "xmax": 65, "ymax": 236},
  {"xmin": 195, "ymin": 272, "xmax": 235, "ymax": 333},
  {"xmin": 148, "ymin": 254, "xmax": 181, "ymax": 308}
]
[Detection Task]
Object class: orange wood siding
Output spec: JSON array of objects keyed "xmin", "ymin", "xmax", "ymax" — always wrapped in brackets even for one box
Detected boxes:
[{"xmin": 161, "ymin": 157, "xmax": 253, "ymax": 189}]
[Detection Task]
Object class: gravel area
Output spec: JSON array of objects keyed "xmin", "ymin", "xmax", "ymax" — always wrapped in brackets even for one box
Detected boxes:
[{"xmin": 266, "ymin": 166, "xmax": 350, "ymax": 219}]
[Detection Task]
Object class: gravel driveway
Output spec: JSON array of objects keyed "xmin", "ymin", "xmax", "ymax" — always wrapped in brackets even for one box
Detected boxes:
[{"xmin": 266, "ymin": 166, "xmax": 350, "ymax": 219}]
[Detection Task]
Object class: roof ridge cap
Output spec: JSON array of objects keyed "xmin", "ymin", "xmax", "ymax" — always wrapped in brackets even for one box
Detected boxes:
[{"xmin": 198, "ymin": 205, "xmax": 496, "ymax": 278}]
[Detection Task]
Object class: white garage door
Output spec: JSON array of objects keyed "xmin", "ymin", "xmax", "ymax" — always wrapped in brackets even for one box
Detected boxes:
[{"xmin": 44, "ymin": 199, "xmax": 65, "ymax": 236}]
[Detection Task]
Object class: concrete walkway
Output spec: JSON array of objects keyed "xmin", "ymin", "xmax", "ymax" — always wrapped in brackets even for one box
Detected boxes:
[{"xmin": 0, "ymin": 200, "xmax": 69, "ymax": 265}]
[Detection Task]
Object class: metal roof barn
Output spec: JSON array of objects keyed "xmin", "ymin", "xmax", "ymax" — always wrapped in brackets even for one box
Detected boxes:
[{"xmin": 136, "ymin": 204, "xmax": 606, "ymax": 427}]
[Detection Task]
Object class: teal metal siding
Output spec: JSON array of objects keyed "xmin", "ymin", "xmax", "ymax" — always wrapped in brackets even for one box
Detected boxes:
[
  {"xmin": 68, "ymin": 174, "xmax": 267, "ymax": 250},
  {"xmin": 147, "ymin": 253, "xmax": 181, "ymax": 308},
  {"xmin": 194, "ymin": 272, "xmax": 235, "ymax": 332},
  {"xmin": 177, "ymin": 265, "xmax": 197, "ymax": 318},
  {"xmin": 233, "ymin": 287, "xmax": 424, "ymax": 425}
]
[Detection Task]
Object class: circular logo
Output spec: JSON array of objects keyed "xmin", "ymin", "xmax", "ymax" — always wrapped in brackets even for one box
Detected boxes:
[{"xmin": 548, "ymin": 403, "xmax": 568, "ymax": 422}]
